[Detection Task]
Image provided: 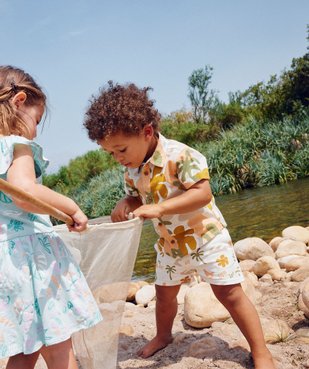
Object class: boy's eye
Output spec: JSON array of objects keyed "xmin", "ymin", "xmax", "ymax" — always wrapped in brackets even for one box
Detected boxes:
[{"xmin": 119, "ymin": 148, "xmax": 126, "ymax": 153}]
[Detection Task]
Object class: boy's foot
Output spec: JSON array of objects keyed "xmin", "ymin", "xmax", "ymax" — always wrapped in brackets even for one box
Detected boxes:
[{"xmin": 137, "ymin": 336, "xmax": 173, "ymax": 358}]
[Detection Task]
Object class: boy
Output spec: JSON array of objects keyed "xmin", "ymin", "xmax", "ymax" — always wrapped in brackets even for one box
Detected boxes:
[{"xmin": 84, "ymin": 81, "xmax": 275, "ymax": 369}]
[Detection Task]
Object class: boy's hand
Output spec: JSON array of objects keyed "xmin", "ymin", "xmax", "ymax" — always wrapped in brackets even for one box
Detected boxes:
[
  {"xmin": 111, "ymin": 196, "xmax": 142, "ymax": 222},
  {"xmin": 68, "ymin": 208, "xmax": 88, "ymax": 232},
  {"xmin": 133, "ymin": 204, "xmax": 164, "ymax": 219}
]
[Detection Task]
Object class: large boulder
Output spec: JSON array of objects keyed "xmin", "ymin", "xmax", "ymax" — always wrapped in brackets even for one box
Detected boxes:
[
  {"xmin": 277, "ymin": 255, "xmax": 309, "ymax": 272},
  {"xmin": 184, "ymin": 282, "xmax": 230, "ymax": 328},
  {"xmin": 275, "ymin": 239, "xmax": 307, "ymax": 259},
  {"xmin": 234, "ymin": 237, "xmax": 274, "ymax": 261},
  {"xmin": 282, "ymin": 226, "xmax": 309, "ymax": 244}
]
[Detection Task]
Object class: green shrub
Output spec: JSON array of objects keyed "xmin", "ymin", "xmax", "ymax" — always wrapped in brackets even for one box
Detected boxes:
[{"xmin": 72, "ymin": 167, "xmax": 125, "ymax": 218}]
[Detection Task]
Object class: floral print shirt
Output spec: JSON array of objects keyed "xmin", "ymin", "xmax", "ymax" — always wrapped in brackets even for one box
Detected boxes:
[{"xmin": 124, "ymin": 134, "xmax": 227, "ymax": 258}]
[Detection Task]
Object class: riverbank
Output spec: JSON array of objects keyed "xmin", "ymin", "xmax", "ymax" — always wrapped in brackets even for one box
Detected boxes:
[{"xmin": 118, "ymin": 224, "xmax": 309, "ymax": 369}]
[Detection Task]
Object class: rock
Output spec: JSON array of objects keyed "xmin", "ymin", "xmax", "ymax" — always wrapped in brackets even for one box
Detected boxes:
[
  {"xmin": 269, "ymin": 236, "xmax": 285, "ymax": 251},
  {"xmin": 298, "ymin": 292, "xmax": 309, "ymax": 319},
  {"xmin": 177, "ymin": 283, "xmax": 190, "ymax": 304},
  {"xmin": 278, "ymin": 255, "xmax": 309, "ymax": 271},
  {"xmin": 234, "ymin": 237, "xmax": 274, "ymax": 260},
  {"xmin": 275, "ymin": 239, "xmax": 307, "ymax": 258},
  {"xmin": 268, "ymin": 268, "xmax": 287, "ymax": 281},
  {"xmin": 259, "ymin": 273, "xmax": 273, "ymax": 283},
  {"xmin": 291, "ymin": 267, "xmax": 309, "ymax": 282},
  {"xmin": 239, "ymin": 259, "xmax": 255, "ymax": 272},
  {"xmin": 301, "ymin": 277, "xmax": 309, "ymax": 311},
  {"xmin": 136, "ymin": 280, "xmax": 149, "ymax": 288},
  {"xmin": 184, "ymin": 282, "xmax": 230, "ymax": 328},
  {"xmin": 126, "ymin": 282, "xmax": 140, "ymax": 302},
  {"xmin": 252, "ymin": 256, "xmax": 280, "ymax": 277},
  {"xmin": 241, "ymin": 274, "xmax": 261, "ymax": 303},
  {"xmin": 184, "ymin": 274, "xmax": 259, "ymax": 328},
  {"xmin": 260, "ymin": 317, "xmax": 292, "ymax": 343},
  {"xmin": 135, "ymin": 284, "xmax": 156, "ymax": 306},
  {"xmin": 242, "ymin": 271, "xmax": 259, "ymax": 286},
  {"xmin": 295, "ymin": 327, "xmax": 309, "ymax": 344},
  {"xmin": 94, "ymin": 282, "xmax": 129, "ymax": 303},
  {"xmin": 282, "ymin": 225, "xmax": 309, "ymax": 244}
]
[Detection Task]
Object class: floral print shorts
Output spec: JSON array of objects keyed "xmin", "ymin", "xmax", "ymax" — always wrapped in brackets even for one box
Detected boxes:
[{"xmin": 155, "ymin": 228, "xmax": 244, "ymax": 286}]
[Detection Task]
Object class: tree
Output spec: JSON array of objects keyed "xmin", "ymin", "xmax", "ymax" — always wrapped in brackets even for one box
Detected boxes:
[{"xmin": 188, "ymin": 65, "xmax": 218, "ymax": 123}]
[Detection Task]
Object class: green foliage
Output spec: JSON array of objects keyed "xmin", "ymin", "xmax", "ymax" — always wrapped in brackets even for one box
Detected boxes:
[
  {"xmin": 210, "ymin": 100, "xmax": 245, "ymax": 130},
  {"xmin": 160, "ymin": 118, "xmax": 219, "ymax": 145},
  {"xmin": 43, "ymin": 149, "xmax": 118, "ymax": 195},
  {"xmin": 194, "ymin": 114, "xmax": 309, "ymax": 196},
  {"xmin": 188, "ymin": 65, "xmax": 219, "ymax": 124},
  {"xmin": 72, "ymin": 167, "xmax": 125, "ymax": 218},
  {"xmin": 238, "ymin": 54, "xmax": 309, "ymax": 121}
]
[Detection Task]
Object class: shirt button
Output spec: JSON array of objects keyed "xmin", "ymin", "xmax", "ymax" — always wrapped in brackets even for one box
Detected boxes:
[
  {"xmin": 144, "ymin": 170, "xmax": 149, "ymax": 175},
  {"xmin": 158, "ymin": 222, "xmax": 162, "ymax": 226},
  {"xmin": 171, "ymin": 240, "xmax": 175, "ymax": 244}
]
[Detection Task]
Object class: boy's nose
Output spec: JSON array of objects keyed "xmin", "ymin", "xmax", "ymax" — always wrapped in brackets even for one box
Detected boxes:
[{"xmin": 114, "ymin": 153, "xmax": 124, "ymax": 162}]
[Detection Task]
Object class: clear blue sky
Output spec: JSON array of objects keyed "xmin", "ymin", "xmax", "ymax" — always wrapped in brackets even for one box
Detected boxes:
[{"xmin": 1, "ymin": 0, "xmax": 308, "ymax": 173}]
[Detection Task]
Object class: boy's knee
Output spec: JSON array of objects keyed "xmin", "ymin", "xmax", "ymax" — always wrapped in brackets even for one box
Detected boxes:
[
  {"xmin": 211, "ymin": 283, "xmax": 243, "ymax": 303},
  {"xmin": 155, "ymin": 284, "xmax": 180, "ymax": 302}
]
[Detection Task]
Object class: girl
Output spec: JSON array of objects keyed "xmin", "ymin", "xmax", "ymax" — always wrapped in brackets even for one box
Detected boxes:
[{"xmin": 0, "ymin": 66, "xmax": 102, "ymax": 369}]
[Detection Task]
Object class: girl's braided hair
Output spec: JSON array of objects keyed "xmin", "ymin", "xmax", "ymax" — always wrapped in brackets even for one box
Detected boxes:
[{"xmin": 0, "ymin": 65, "xmax": 46, "ymax": 137}]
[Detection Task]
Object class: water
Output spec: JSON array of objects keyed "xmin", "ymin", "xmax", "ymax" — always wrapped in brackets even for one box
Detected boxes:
[{"xmin": 132, "ymin": 177, "xmax": 309, "ymax": 281}]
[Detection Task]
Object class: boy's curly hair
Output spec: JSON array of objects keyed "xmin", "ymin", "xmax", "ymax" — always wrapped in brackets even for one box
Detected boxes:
[{"xmin": 84, "ymin": 81, "xmax": 161, "ymax": 141}]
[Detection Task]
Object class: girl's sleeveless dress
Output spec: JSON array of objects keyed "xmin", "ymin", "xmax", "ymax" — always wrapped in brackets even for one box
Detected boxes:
[{"xmin": 0, "ymin": 135, "xmax": 102, "ymax": 358}]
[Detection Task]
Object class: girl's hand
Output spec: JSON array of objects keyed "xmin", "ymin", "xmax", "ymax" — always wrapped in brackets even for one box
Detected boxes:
[
  {"xmin": 67, "ymin": 208, "xmax": 88, "ymax": 232},
  {"xmin": 133, "ymin": 204, "xmax": 164, "ymax": 219}
]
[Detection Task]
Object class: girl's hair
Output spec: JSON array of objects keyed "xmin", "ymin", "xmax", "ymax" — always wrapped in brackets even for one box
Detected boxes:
[
  {"xmin": 0, "ymin": 65, "xmax": 46, "ymax": 137},
  {"xmin": 84, "ymin": 81, "xmax": 161, "ymax": 141}
]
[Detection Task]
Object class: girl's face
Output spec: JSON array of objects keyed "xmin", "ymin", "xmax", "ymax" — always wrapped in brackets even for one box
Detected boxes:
[
  {"xmin": 98, "ymin": 126, "xmax": 157, "ymax": 169},
  {"xmin": 17, "ymin": 104, "xmax": 44, "ymax": 140}
]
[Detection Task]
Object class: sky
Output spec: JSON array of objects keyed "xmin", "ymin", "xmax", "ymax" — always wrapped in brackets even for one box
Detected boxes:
[{"xmin": 1, "ymin": 0, "xmax": 308, "ymax": 173}]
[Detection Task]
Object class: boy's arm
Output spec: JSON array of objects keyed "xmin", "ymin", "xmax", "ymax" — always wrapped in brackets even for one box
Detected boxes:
[
  {"xmin": 133, "ymin": 179, "xmax": 212, "ymax": 219},
  {"xmin": 111, "ymin": 195, "xmax": 143, "ymax": 222}
]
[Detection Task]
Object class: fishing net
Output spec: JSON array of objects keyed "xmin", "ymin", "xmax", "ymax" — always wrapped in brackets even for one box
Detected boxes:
[{"xmin": 54, "ymin": 216, "xmax": 143, "ymax": 369}]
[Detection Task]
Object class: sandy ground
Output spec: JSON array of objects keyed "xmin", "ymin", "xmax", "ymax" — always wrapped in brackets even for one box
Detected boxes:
[
  {"xmin": 0, "ymin": 280, "xmax": 308, "ymax": 369},
  {"xmin": 117, "ymin": 280, "xmax": 309, "ymax": 369}
]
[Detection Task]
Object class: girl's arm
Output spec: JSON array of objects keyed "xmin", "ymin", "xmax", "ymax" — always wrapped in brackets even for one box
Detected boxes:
[
  {"xmin": 7, "ymin": 144, "xmax": 87, "ymax": 231},
  {"xmin": 133, "ymin": 179, "xmax": 212, "ymax": 219}
]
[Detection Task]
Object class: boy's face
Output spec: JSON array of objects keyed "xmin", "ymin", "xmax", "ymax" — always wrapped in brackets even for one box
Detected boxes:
[{"xmin": 98, "ymin": 126, "xmax": 156, "ymax": 169}]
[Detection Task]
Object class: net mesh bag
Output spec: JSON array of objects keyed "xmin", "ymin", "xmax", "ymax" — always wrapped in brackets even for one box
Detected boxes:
[{"xmin": 53, "ymin": 216, "xmax": 143, "ymax": 369}]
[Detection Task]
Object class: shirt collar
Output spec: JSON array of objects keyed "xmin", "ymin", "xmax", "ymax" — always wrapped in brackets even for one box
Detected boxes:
[{"xmin": 147, "ymin": 133, "xmax": 167, "ymax": 168}]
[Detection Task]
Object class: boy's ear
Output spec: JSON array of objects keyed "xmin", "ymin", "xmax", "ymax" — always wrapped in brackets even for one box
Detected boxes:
[
  {"xmin": 144, "ymin": 124, "xmax": 154, "ymax": 138},
  {"xmin": 11, "ymin": 91, "xmax": 27, "ymax": 108}
]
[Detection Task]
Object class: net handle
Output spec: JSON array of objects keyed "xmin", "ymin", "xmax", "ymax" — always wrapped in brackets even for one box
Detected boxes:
[{"xmin": 0, "ymin": 178, "xmax": 74, "ymax": 226}]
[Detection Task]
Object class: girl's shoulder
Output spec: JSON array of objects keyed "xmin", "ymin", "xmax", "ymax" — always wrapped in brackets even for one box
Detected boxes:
[{"xmin": 0, "ymin": 135, "xmax": 49, "ymax": 177}]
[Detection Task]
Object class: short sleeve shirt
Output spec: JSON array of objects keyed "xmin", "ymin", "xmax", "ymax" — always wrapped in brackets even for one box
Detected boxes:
[
  {"xmin": 124, "ymin": 134, "xmax": 227, "ymax": 258},
  {"xmin": 0, "ymin": 135, "xmax": 53, "ymax": 242}
]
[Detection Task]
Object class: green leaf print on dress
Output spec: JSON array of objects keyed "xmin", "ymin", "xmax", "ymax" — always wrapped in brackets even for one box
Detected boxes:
[
  {"xmin": 38, "ymin": 235, "xmax": 52, "ymax": 254},
  {"xmin": 7, "ymin": 220, "xmax": 24, "ymax": 232},
  {"xmin": 0, "ymin": 192, "xmax": 12, "ymax": 204}
]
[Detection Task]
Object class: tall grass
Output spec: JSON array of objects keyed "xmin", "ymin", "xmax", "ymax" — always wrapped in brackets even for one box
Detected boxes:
[{"xmin": 194, "ymin": 115, "xmax": 309, "ymax": 195}]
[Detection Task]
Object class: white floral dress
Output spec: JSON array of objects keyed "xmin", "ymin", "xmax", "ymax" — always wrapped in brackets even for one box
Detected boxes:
[{"xmin": 0, "ymin": 135, "xmax": 102, "ymax": 358}]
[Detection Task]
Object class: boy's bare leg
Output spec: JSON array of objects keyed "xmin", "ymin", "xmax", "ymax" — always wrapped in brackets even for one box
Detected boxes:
[
  {"xmin": 211, "ymin": 283, "xmax": 276, "ymax": 369},
  {"xmin": 138, "ymin": 284, "xmax": 180, "ymax": 358}
]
